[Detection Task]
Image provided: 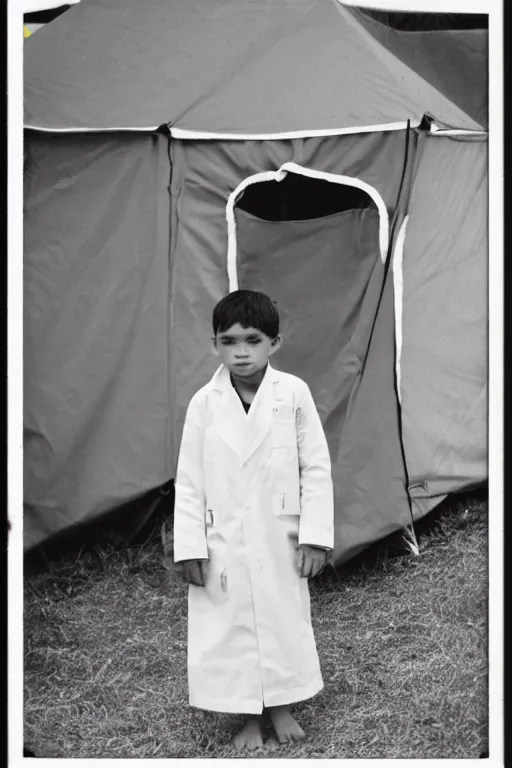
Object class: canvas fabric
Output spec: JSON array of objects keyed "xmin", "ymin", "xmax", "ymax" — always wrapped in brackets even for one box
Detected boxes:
[
  {"xmin": 167, "ymin": 134, "xmax": 414, "ymax": 563},
  {"xmin": 22, "ymin": 1, "xmax": 487, "ymax": 557},
  {"xmin": 23, "ymin": 133, "xmax": 173, "ymax": 549},
  {"xmin": 351, "ymin": 10, "xmax": 488, "ymax": 129},
  {"xmin": 236, "ymin": 207, "xmax": 412, "ymax": 563},
  {"xmin": 399, "ymin": 135, "xmax": 488, "ymax": 517},
  {"xmin": 24, "ymin": 0, "xmax": 480, "ymax": 133},
  {"xmin": 167, "ymin": 133, "xmax": 409, "ymax": 463}
]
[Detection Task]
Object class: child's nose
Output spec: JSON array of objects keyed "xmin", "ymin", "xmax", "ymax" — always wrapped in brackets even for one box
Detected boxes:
[{"xmin": 235, "ymin": 344, "xmax": 249, "ymax": 357}]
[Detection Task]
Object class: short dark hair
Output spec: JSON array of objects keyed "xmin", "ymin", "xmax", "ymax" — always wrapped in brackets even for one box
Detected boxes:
[{"xmin": 213, "ymin": 289, "xmax": 280, "ymax": 339}]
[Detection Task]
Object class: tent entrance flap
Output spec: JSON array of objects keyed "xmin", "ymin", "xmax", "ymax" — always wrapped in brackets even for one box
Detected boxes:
[
  {"xmin": 232, "ymin": 172, "xmax": 385, "ymax": 410},
  {"xmin": 233, "ymin": 172, "xmax": 410, "ymax": 561},
  {"xmin": 226, "ymin": 164, "xmax": 390, "ymax": 292}
]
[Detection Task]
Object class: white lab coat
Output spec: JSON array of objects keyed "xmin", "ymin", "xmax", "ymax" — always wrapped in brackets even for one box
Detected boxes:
[{"xmin": 173, "ymin": 363, "xmax": 334, "ymax": 714}]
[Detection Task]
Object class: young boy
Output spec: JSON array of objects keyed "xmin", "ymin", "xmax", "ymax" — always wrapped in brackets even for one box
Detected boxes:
[{"xmin": 173, "ymin": 289, "xmax": 334, "ymax": 749}]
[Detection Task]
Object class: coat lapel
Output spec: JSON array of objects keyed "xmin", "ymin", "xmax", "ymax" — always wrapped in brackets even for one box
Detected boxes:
[
  {"xmin": 209, "ymin": 365, "xmax": 248, "ymax": 458},
  {"xmin": 209, "ymin": 364, "xmax": 283, "ymax": 466},
  {"xmin": 240, "ymin": 365, "xmax": 281, "ymax": 466}
]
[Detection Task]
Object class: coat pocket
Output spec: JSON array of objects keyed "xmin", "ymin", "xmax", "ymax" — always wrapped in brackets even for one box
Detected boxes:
[
  {"xmin": 270, "ymin": 408, "xmax": 300, "ymax": 516},
  {"xmin": 203, "ymin": 523, "xmax": 229, "ymax": 605},
  {"xmin": 203, "ymin": 560, "xmax": 229, "ymax": 606},
  {"xmin": 271, "ymin": 405, "xmax": 296, "ymax": 446},
  {"xmin": 272, "ymin": 488, "xmax": 300, "ymax": 517},
  {"xmin": 271, "ymin": 451, "xmax": 300, "ymax": 517}
]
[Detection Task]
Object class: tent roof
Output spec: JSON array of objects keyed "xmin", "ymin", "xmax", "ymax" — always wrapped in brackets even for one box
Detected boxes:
[
  {"xmin": 24, "ymin": 0, "xmax": 484, "ymax": 135},
  {"xmin": 350, "ymin": 9, "xmax": 488, "ymax": 128}
]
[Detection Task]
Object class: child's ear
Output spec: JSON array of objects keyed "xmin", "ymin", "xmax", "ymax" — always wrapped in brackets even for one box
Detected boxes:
[
  {"xmin": 269, "ymin": 335, "xmax": 282, "ymax": 356},
  {"xmin": 211, "ymin": 337, "xmax": 220, "ymax": 357}
]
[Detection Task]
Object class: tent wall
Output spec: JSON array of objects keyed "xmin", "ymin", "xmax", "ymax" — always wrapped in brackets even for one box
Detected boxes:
[
  {"xmin": 24, "ymin": 132, "xmax": 172, "ymax": 549},
  {"xmin": 24, "ymin": 126, "xmax": 487, "ymax": 556},
  {"xmin": 399, "ymin": 136, "xmax": 488, "ymax": 519}
]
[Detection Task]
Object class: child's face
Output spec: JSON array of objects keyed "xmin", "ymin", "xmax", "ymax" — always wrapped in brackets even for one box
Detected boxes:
[{"xmin": 214, "ymin": 323, "xmax": 280, "ymax": 378}]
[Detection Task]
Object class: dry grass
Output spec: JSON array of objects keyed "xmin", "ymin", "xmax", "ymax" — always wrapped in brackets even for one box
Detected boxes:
[{"xmin": 23, "ymin": 491, "xmax": 488, "ymax": 758}]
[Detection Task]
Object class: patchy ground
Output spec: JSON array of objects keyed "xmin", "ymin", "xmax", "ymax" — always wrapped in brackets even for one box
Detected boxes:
[{"xmin": 24, "ymin": 492, "xmax": 488, "ymax": 758}]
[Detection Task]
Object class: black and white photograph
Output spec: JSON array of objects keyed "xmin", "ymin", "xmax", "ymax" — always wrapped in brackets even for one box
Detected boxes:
[{"xmin": 8, "ymin": 0, "xmax": 502, "ymax": 762}]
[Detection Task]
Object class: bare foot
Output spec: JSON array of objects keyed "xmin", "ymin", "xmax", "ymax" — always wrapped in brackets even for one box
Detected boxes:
[
  {"xmin": 267, "ymin": 705, "xmax": 305, "ymax": 743},
  {"xmin": 233, "ymin": 718, "xmax": 264, "ymax": 750}
]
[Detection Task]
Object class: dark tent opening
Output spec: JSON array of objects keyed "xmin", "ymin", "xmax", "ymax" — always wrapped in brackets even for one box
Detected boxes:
[
  {"xmin": 236, "ymin": 173, "xmax": 371, "ymax": 222},
  {"xmin": 356, "ymin": 11, "xmax": 488, "ymax": 31},
  {"xmin": 24, "ymin": 5, "xmax": 73, "ymax": 24}
]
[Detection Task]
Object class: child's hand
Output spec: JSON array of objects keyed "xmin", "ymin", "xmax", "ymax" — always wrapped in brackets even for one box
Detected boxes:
[
  {"xmin": 178, "ymin": 559, "xmax": 209, "ymax": 586},
  {"xmin": 296, "ymin": 545, "xmax": 327, "ymax": 578}
]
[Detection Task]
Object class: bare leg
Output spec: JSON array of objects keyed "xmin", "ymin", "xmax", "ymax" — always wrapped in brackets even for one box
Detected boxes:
[
  {"xmin": 233, "ymin": 716, "xmax": 264, "ymax": 750},
  {"xmin": 267, "ymin": 704, "xmax": 305, "ymax": 743}
]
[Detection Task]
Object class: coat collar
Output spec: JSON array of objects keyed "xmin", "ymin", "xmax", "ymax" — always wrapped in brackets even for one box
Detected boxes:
[
  {"xmin": 208, "ymin": 364, "xmax": 281, "ymax": 464},
  {"xmin": 209, "ymin": 363, "xmax": 280, "ymax": 391}
]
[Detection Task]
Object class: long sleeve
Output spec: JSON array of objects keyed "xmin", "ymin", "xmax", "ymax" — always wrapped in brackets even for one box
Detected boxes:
[
  {"xmin": 173, "ymin": 393, "xmax": 209, "ymax": 563},
  {"xmin": 296, "ymin": 384, "xmax": 334, "ymax": 550}
]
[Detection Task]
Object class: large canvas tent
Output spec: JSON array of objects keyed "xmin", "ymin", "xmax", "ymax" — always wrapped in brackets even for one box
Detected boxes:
[{"xmin": 23, "ymin": 0, "xmax": 488, "ymax": 564}]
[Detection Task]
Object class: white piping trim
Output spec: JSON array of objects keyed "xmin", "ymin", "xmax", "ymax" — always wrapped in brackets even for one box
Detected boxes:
[
  {"xmin": 226, "ymin": 161, "xmax": 390, "ymax": 293},
  {"xmin": 24, "ymin": 121, "xmax": 486, "ymax": 139},
  {"xmin": 24, "ymin": 119, "xmax": 420, "ymax": 137},
  {"xmin": 24, "ymin": 124, "xmax": 160, "ymax": 132},
  {"xmin": 429, "ymin": 129, "xmax": 488, "ymax": 137},
  {"xmin": 392, "ymin": 214, "xmax": 409, "ymax": 405},
  {"xmin": 428, "ymin": 121, "xmax": 486, "ymax": 137},
  {"xmin": 226, "ymin": 171, "xmax": 282, "ymax": 291},
  {"xmin": 170, "ymin": 121, "xmax": 418, "ymax": 141},
  {"xmin": 340, "ymin": 0, "xmax": 488, "ymax": 11}
]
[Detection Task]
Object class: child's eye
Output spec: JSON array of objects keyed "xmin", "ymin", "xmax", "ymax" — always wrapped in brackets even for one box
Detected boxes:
[
  {"xmin": 220, "ymin": 339, "xmax": 234, "ymax": 345},
  {"xmin": 248, "ymin": 339, "xmax": 262, "ymax": 346}
]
